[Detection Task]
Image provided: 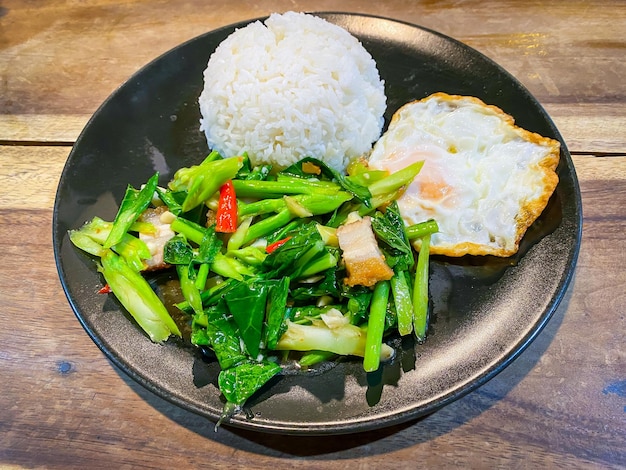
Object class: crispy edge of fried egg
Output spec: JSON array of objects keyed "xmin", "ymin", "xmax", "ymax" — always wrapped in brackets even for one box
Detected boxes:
[{"xmin": 371, "ymin": 92, "xmax": 561, "ymax": 257}]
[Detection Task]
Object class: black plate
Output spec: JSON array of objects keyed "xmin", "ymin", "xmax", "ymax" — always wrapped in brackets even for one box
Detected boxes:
[{"xmin": 53, "ymin": 13, "xmax": 582, "ymax": 435}]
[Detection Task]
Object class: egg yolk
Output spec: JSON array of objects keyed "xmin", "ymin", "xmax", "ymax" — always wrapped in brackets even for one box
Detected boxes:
[{"xmin": 374, "ymin": 146, "xmax": 453, "ymax": 206}]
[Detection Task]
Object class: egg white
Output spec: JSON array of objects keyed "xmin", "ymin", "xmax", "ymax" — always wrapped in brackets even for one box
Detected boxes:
[{"xmin": 368, "ymin": 93, "xmax": 560, "ymax": 257}]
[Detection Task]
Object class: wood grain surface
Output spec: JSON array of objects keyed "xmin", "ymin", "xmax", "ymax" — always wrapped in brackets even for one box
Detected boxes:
[{"xmin": 1, "ymin": 1, "xmax": 625, "ymax": 469}]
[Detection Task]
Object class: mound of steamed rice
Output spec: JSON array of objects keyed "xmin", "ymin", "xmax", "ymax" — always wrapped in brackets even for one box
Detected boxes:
[{"xmin": 198, "ymin": 12, "xmax": 386, "ymax": 173}]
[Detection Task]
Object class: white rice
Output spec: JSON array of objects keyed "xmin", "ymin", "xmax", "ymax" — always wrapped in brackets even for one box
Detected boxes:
[{"xmin": 198, "ymin": 11, "xmax": 386, "ymax": 172}]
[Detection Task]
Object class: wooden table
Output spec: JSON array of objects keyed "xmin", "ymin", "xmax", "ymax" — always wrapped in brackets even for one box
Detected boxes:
[{"xmin": 1, "ymin": 1, "xmax": 624, "ymax": 468}]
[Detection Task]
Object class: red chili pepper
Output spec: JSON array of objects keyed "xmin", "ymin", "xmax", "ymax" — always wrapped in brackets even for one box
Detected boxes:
[
  {"xmin": 266, "ymin": 236, "xmax": 291, "ymax": 254},
  {"xmin": 215, "ymin": 180, "xmax": 238, "ymax": 233},
  {"xmin": 97, "ymin": 284, "xmax": 112, "ymax": 294}
]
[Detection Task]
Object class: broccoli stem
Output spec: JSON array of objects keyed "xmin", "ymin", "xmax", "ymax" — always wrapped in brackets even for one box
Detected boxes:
[
  {"xmin": 238, "ymin": 198, "xmax": 286, "ymax": 217},
  {"xmin": 211, "ymin": 252, "xmax": 255, "ymax": 280},
  {"xmin": 232, "ymin": 179, "xmax": 339, "ymax": 199},
  {"xmin": 227, "ymin": 216, "xmax": 253, "ymax": 252},
  {"xmin": 276, "ymin": 321, "xmax": 368, "ymax": 356},
  {"xmin": 391, "ymin": 270, "xmax": 414, "ymax": 336},
  {"xmin": 98, "ymin": 250, "xmax": 181, "ymax": 342},
  {"xmin": 176, "ymin": 278, "xmax": 237, "ymax": 312},
  {"xmin": 242, "ymin": 209, "xmax": 294, "ymax": 245},
  {"xmin": 177, "ymin": 264, "xmax": 203, "ymax": 315},
  {"xmin": 194, "ymin": 263, "xmax": 209, "ymax": 290},
  {"xmin": 406, "ymin": 219, "xmax": 439, "ymax": 240},
  {"xmin": 367, "ymin": 161, "xmax": 423, "ymax": 197},
  {"xmin": 291, "ymin": 192, "xmax": 353, "ymax": 216},
  {"xmin": 275, "ymin": 174, "xmax": 340, "ymax": 191},
  {"xmin": 413, "ymin": 234, "xmax": 431, "ymax": 341},
  {"xmin": 297, "ymin": 250, "xmax": 338, "ymax": 278},
  {"xmin": 170, "ymin": 217, "xmax": 206, "ymax": 244},
  {"xmin": 170, "ymin": 155, "xmax": 243, "ymax": 212},
  {"xmin": 358, "ymin": 190, "xmax": 401, "ymax": 215},
  {"xmin": 69, "ymin": 216, "xmax": 151, "ymax": 271},
  {"xmin": 112, "ymin": 234, "xmax": 151, "ymax": 272},
  {"xmin": 363, "ymin": 280, "xmax": 390, "ymax": 372},
  {"xmin": 299, "ymin": 350, "xmax": 337, "ymax": 367}
]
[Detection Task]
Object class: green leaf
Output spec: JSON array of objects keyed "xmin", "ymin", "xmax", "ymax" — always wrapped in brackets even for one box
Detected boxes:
[
  {"xmin": 104, "ymin": 172, "xmax": 159, "ymax": 249},
  {"xmin": 163, "ymin": 235, "xmax": 194, "ymax": 265},
  {"xmin": 371, "ymin": 201, "xmax": 414, "ymax": 271},
  {"xmin": 201, "ymin": 306, "xmax": 248, "ymax": 370},
  {"xmin": 218, "ymin": 360, "xmax": 281, "ymax": 406},
  {"xmin": 290, "ymin": 265, "xmax": 342, "ymax": 301},
  {"xmin": 197, "ymin": 224, "xmax": 222, "ymax": 264},
  {"xmin": 224, "ymin": 279, "xmax": 272, "ymax": 358},
  {"xmin": 155, "ymin": 187, "xmax": 185, "ymax": 216},
  {"xmin": 262, "ymin": 222, "xmax": 328, "ymax": 278},
  {"xmin": 236, "ymin": 153, "xmax": 272, "ymax": 181},
  {"xmin": 264, "ymin": 277, "xmax": 290, "ymax": 350}
]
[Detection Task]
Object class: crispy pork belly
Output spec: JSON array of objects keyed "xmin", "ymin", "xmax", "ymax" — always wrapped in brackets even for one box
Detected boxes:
[
  {"xmin": 337, "ymin": 216, "xmax": 393, "ymax": 287},
  {"xmin": 138, "ymin": 206, "xmax": 175, "ymax": 271}
]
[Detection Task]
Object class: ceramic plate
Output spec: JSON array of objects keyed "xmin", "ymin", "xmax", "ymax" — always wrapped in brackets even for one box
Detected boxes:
[{"xmin": 53, "ymin": 13, "xmax": 582, "ymax": 435}]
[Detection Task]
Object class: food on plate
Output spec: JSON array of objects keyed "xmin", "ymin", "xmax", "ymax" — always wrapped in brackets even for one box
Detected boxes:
[
  {"xmin": 368, "ymin": 92, "xmax": 560, "ymax": 257},
  {"xmin": 138, "ymin": 206, "xmax": 176, "ymax": 271},
  {"xmin": 337, "ymin": 215, "xmax": 394, "ymax": 287},
  {"xmin": 68, "ymin": 12, "xmax": 564, "ymax": 427},
  {"xmin": 69, "ymin": 153, "xmax": 436, "ymax": 426},
  {"xmin": 198, "ymin": 11, "xmax": 386, "ymax": 173}
]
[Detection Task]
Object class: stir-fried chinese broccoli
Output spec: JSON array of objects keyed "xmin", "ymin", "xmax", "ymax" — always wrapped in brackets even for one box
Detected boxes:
[{"xmin": 68, "ymin": 153, "xmax": 437, "ymax": 427}]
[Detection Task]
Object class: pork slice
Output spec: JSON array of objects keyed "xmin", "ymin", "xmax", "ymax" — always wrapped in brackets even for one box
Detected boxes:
[
  {"xmin": 138, "ymin": 206, "xmax": 175, "ymax": 271},
  {"xmin": 336, "ymin": 216, "xmax": 393, "ymax": 287}
]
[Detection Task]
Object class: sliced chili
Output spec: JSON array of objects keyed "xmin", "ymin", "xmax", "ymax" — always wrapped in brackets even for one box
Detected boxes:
[
  {"xmin": 266, "ymin": 236, "xmax": 292, "ymax": 254},
  {"xmin": 97, "ymin": 284, "xmax": 112, "ymax": 294},
  {"xmin": 215, "ymin": 180, "xmax": 238, "ymax": 233}
]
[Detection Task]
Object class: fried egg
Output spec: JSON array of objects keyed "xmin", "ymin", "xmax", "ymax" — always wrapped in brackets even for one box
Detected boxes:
[{"xmin": 368, "ymin": 93, "xmax": 560, "ymax": 257}]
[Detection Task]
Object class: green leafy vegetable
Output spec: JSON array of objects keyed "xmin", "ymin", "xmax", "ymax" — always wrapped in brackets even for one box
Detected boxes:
[
  {"xmin": 163, "ymin": 234, "xmax": 194, "ymax": 265},
  {"xmin": 177, "ymin": 264, "xmax": 203, "ymax": 315},
  {"xmin": 276, "ymin": 320, "xmax": 369, "ymax": 356},
  {"xmin": 198, "ymin": 306, "xmax": 248, "ymax": 369},
  {"xmin": 169, "ymin": 152, "xmax": 243, "ymax": 212},
  {"xmin": 104, "ymin": 172, "xmax": 159, "ymax": 249},
  {"xmin": 363, "ymin": 280, "xmax": 390, "ymax": 372},
  {"xmin": 413, "ymin": 233, "xmax": 432, "ymax": 341},
  {"xmin": 371, "ymin": 201, "xmax": 414, "ymax": 270},
  {"xmin": 406, "ymin": 219, "xmax": 439, "ymax": 240},
  {"xmin": 281, "ymin": 156, "xmax": 372, "ymax": 205},
  {"xmin": 264, "ymin": 276, "xmax": 290, "ymax": 350},
  {"xmin": 218, "ymin": 360, "xmax": 281, "ymax": 405},
  {"xmin": 98, "ymin": 250, "xmax": 181, "ymax": 342},
  {"xmin": 68, "ymin": 151, "xmax": 441, "ymax": 427},
  {"xmin": 216, "ymin": 360, "xmax": 282, "ymax": 429},
  {"xmin": 224, "ymin": 279, "xmax": 272, "ymax": 358}
]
